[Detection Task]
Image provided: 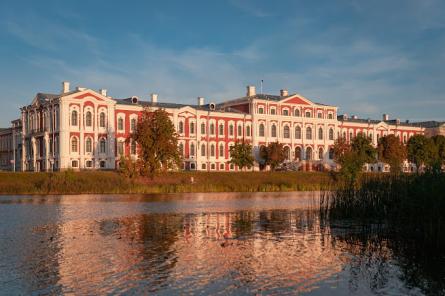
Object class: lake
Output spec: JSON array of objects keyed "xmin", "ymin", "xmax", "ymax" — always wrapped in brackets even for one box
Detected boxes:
[{"xmin": 0, "ymin": 192, "xmax": 443, "ymax": 295}]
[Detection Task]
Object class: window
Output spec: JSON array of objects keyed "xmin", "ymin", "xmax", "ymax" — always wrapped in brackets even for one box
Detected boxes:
[
  {"xmin": 190, "ymin": 122, "xmax": 195, "ymax": 134},
  {"xmin": 219, "ymin": 143, "xmax": 224, "ymax": 157},
  {"xmin": 71, "ymin": 110, "xmax": 78, "ymax": 126},
  {"xmin": 329, "ymin": 148, "xmax": 334, "ymax": 159},
  {"xmin": 100, "ymin": 161, "xmax": 106, "ymax": 168},
  {"xmin": 329, "ymin": 128, "xmax": 334, "ymax": 140},
  {"xmin": 229, "ymin": 124, "xmax": 234, "ymax": 136},
  {"xmin": 258, "ymin": 107, "xmax": 264, "ymax": 114},
  {"xmin": 179, "ymin": 121, "xmax": 184, "ymax": 134},
  {"xmin": 201, "ymin": 144, "xmax": 206, "ymax": 156},
  {"xmin": 202, "ymin": 163, "xmax": 206, "ymax": 170},
  {"xmin": 71, "ymin": 137, "xmax": 78, "ymax": 152},
  {"xmin": 305, "ymin": 147, "xmax": 312, "ymax": 160},
  {"xmin": 117, "ymin": 142, "xmax": 124, "ymax": 155},
  {"xmin": 190, "ymin": 143, "xmax": 195, "ymax": 156},
  {"xmin": 179, "ymin": 143, "xmax": 184, "ymax": 155},
  {"xmin": 237, "ymin": 125, "xmax": 242, "ymax": 136},
  {"xmin": 318, "ymin": 127, "xmax": 323, "ymax": 140},
  {"xmin": 318, "ymin": 148, "xmax": 323, "ymax": 160},
  {"xmin": 86, "ymin": 160, "xmax": 93, "ymax": 168},
  {"xmin": 100, "ymin": 139, "xmax": 106, "ymax": 154},
  {"xmin": 211, "ymin": 163, "xmax": 216, "ymax": 170},
  {"xmin": 283, "ymin": 109, "xmax": 289, "ymax": 116},
  {"xmin": 306, "ymin": 127, "xmax": 312, "ymax": 140},
  {"xmin": 118, "ymin": 118, "xmax": 124, "ymax": 131},
  {"xmin": 271, "ymin": 125, "xmax": 277, "ymax": 137},
  {"xmin": 259, "ymin": 124, "xmax": 265, "ymax": 137},
  {"xmin": 85, "ymin": 138, "xmax": 92, "ymax": 153},
  {"xmin": 295, "ymin": 147, "xmax": 302, "ymax": 160},
  {"xmin": 200, "ymin": 123, "xmax": 205, "ymax": 134},
  {"xmin": 99, "ymin": 112, "xmax": 106, "ymax": 128},
  {"xmin": 230, "ymin": 163, "xmax": 235, "ymax": 170},
  {"xmin": 85, "ymin": 111, "xmax": 92, "ymax": 127},
  {"xmin": 219, "ymin": 124, "xmax": 224, "ymax": 135},
  {"xmin": 283, "ymin": 126, "xmax": 290, "ymax": 138},
  {"xmin": 270, "ymin": 108, "xmax": 276, "ymax": 115},
  {"xmin": 210, "ymin": 123, "xmax": 215, "ymax": 135},
  {"xmin": 246, "ymin": 126, "xmax": 251, "ymax": 137},
  {"xmin": 305, "ymin": 111, "xmax": 311, "ymax": 118},
  {"xmin": 294, "ymin": 109, "xmax": 300, "ymax": 117},
  {"xmin": 328, "ymin": 113, "xmax": 333, "ymax": 119},
  {"xmin": 210, "ymin": 144, "xmax": 215, "ymax": 157},
  {"xmin": 71, "ymin": 160, "xmax": 78, "ymax": 168},
  {"xmin": 131, "ymin": 141, "xmax": 136, "ymax": 155},
  {"xmin": 349, "ymin": 132, "xmax": 353, "ymax": 140},
  {"xmin": 220, "ymin": 163, "xmax": 225, "ymax": 170},
  {"xmin": 317, "ymin": 112, "xmax": 322, "ymax": 119},
  {"xmin": 295, "ymin": 126, "xmax": 301, "ymax": 139},
  {"xmin": 131, "ymin": 118, "xmax": 137, "ymax": 132}
]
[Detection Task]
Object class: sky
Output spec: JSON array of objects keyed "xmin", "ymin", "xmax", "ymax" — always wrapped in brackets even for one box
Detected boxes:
[{"xmin": 0, "ymin": 0, "xmax": 445, "ymax": 126}]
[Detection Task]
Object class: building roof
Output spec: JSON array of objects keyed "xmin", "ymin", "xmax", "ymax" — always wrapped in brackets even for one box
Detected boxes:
[
  {"xmin": 411, "ymin": 121, "xmax": 445, "ymax": 128},
  {"xmin": 337, "ymin": 115, "xmax": 420, "ymax": 127}
]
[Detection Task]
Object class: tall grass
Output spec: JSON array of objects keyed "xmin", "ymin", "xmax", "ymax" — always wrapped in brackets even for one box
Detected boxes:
[
  {"xmin": 0, "ymin": 171, "xmax": 331, "ymax": 195},
  {"xmin": 321, "ymin": 172, "xmax": 445, "ymax": 251}
]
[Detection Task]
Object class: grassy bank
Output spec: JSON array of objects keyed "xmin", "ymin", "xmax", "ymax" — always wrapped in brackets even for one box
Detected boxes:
[
  {"xmin": 0, "ymin": 171, "xmax": 331, "ymax": 195},
  {"xmin": 321, "ymin": 172, "xmax": 445, "ymax": 251}
]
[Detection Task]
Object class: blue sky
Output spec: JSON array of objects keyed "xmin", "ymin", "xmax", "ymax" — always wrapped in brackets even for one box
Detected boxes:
[{"xmin": 1, "ymin": 0, "xmax": 445, "ymax": 126}]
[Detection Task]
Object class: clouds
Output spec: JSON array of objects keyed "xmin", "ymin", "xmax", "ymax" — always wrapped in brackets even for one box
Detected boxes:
[{"xmin": 0, "ymin": 0, "xmax": 445, "ymax": 126}]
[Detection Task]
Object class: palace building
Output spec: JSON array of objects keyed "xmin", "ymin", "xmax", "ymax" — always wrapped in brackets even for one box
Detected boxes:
[{"xmin": 0, "ymin": 81, "xmax": 427, "ymax": 172}]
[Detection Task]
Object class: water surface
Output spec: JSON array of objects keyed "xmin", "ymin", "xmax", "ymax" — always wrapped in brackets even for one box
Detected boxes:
[{"xmin": 0, "ymin": 192, "xmax": 443, "ymax": 295}]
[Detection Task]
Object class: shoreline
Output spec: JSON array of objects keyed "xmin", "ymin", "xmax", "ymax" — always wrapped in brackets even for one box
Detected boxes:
[{"xmin": 0, "ymin": 171, "xmax": 332, "ymax": 195}]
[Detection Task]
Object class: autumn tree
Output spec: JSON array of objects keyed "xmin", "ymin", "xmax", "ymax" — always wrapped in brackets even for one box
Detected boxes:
[
  {"xmin": 431, "ymin": 135, "xmax": 445, "ymax": 169},
  {"xmin": 407, "ymin": 135, "xmax": 435, "ymax": 172},
  {"xmin": 377, "ymin": 134, "xmax": 406, "ymax": 173},
  {"xmin": 131, "ymin": 108, "xmax": 181, "ymax": 177},
  {"xmin": 351, "ymin": 134, "xmax": 376, "ymax": 164},
  {"xmin": 229, "ymin": 141, "xmax": 254, "ymax": 171},
  {"xmin": 260, "ymin": 142, "xmax": 287, "ymax": 171}
]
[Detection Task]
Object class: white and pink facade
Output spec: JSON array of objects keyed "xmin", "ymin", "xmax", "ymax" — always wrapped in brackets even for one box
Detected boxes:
[{"xmin": 13, "ymin": 81, "xmax": 424, "ymax": 172}]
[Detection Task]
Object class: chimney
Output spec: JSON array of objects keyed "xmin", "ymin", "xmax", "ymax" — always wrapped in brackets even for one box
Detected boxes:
[
  {"xmin": 246, "ymin": 85, "xmax": 256, "ymax": 97},
  {"xmin": 383, "ymin": 114, "xmax": 389, "ymax": 121},
  {"xmin": 352, "ymin": 115, "xmax": 358, "ymax": 119},
  {"xmin": 396, "ymin": 118, "xmax": 400, "ymax": 125},
  {"xmin": 62, "ymin": 81, "xmax": 70, "ymax": 93},
  {"xmin": 151, "ymin": 93, "xmax": 158, "ymax": 103},
  {"xmin": 197, "ymin": 97, "xmax": 205, "ymax": 106},
  {"xmin": 99, "ymin": 89, "xmax": 107, "ymax": 96},
  {"xmin": 76, "ymin": 86, "xmax": 86, "ymax": 91},
  {"xmin": 343, "ymin": 113, "xmax": 348, "ymax": 120},
  {"xmin": 280, "ymin": 89, "xmax": 288, "ymax": 97}
]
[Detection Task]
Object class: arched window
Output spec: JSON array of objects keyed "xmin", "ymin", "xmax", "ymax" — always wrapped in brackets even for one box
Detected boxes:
[
  {"xmin": 198, "ymin": 123, "xmax": 204, "ymax": 134},
  {"xmin": 259, "ymin": 124, "xmax": 265, "ymax": 137},
  {"xmin": 283, "ymin": 126, "xmax": 290, "ymax": 138},
  {"xmin": 85, "ymin": 137, "xmax": 92, "ymax": 153},
  {"xmin": 318, "ymin": 127, "xmax": 323, "ymax": 140},
  {"xmin": 190, "ymin": 143, "xmax": 195, "ymax": 156},
  {"xmin": 100, "ymin": 138, "xmax": 106, "ymax": 153},
  {"xmin": 305, "ymin": 147, "xmax": 312, "ymax": 160},
  {"xmin": 179, "ymin": 121, "xmax": 184, "ymax": 134},
  {"xmin": 190, "ymin": 122, "xmax": 195, "ymax": 134},
  {"xmin": 271, "ymin": 125, "xmax": 277, "ymax": 137},
  {"xmin": 329, "ymin": 148, "xmax": 334, "ymax": 159},
  {"xmin": 117, "ymin": 142, "xmax": 124, "ymax": 155},
  {"xmin": 219, "ymin": 143, "xmax": 224, "ymax": 157},
  {"xmin": 130, "ymin": 118, "xmax": 137, "ymax": 132},
  {"xmin": 131, "ymin": 140, "xmax": 136, "ymax": 155},
  {"xmin": 295, "ymin": 126, "xmax": 301, "ymax": 139},
  {"xmin": 179, "ymin": 143, "xmax": 184, "ymax": 155},
  {"xmin": 237, "ymin": 125, "xmax": 242, "ymax": 136},
  {"xmin": 295, "ymin": 147, "xmax": 302, "ymax": 160},
  {"xmin": 85, "ymin": 111, "xmax": 92, "ymax": 127},
  {"xmin": 284, "ymin": 146, "xmax": 290, "ymax": 160},
  {"xmin": 306, "ymin": 127, "xmax": 312, "ymax": 140},
  {"xmin": 201, "ymin": 144, "xmax": 206, "ymax": 156},
  {"xmin": 71, "ymin": 110, "xmax": 78, "ymax": 126},
  {"xmin": 294, "ymin": 109, "xmax": 300, "ymax": 117},
  {"xmin": 318, "ymin": 147, "xmax": 323, "ymax": 160},
  {"xmin": 317, "ymin": 112, "xmax": 323, "ymax": 119},
  {"xmin": 99, "ymin": 112, "xmax": 106, "ymax": 128},
  {"xmin": 118, "ymin": 118, "xmax": 124, "ymax": 130},
  {"xmin": 210, "ymin": 123, "xmax": 215, "ymax": 135},
  {"xmin": 229, "ymin": 124, "xmax": 234, "ymax": 136},
  {"xmin": 329, "ymin": 128, "xmax": 334, "ymax": 140},
  {"xmin": 246, "ymin": 126, "xmax": 251, "ymax": 137},
  {"xmin": 283, "ymin": 109, "xmax": 289, "ymax": 116},
  {"xmin": 71, "ymin": 137, "xmax": 78, "ymax": 152},
  {"xmin": 210, "ymin": 144, "xmax": 215, "ymax": 157},
  {"xmin": 219, "ymin": 124, "xmax": 224, "ymax": 135},
  {"xmin": 305, "ymin": 111, "xmax": 311, "ymax": 118}
]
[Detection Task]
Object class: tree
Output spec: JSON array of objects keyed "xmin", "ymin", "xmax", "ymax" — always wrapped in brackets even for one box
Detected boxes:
[
  {"xmin": 132, "ymin": 108, "xmax": 181, "ymax": 177},
  {"xmin": 377, "ymin": 134, "xmax": 406, "ymax": 173},
  {"xmin": 407, "ymin": 135, "xmax": 435, "ymax": 172},
  {"xmin": 229, "ymin": 141, "xmax": 254, "ymax": 171},
  {"xmin": 260, "ymin": 142, "xmax": 287, "ymax": 171},
  {"xmin": 431, "ymin": 135, "xmax": 445, "ymax": 169},
  {"xmin": 351, "ymin": 134, "xmax": 376, "ymax": 164},
  {"xmin": 333, "ymin": 137, "xmax": 351, "ymax": 164}
]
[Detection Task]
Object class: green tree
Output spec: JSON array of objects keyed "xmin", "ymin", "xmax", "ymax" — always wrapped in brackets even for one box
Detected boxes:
[
  {"xmin": 351, "ymin": 134, "xmax": 376, "ymax": 164},
  {"xmin": 260, "ymin": 142, "xmax": 287, "ymax": 171},
  {"xmin": 407, "ymin": 134, "xmax": 435, "ymax": 172},
  {"xmin": 229, "ymin": 141, "xmax": 254, "ymax": 171},
  {"xmin": 377, "ymin": 134, "xmax": 407, "ymax": 173},
  {"xmin": 432, "ymin": 135, "xmax": 445, "ymax": 168},
  {"xmin": 132, "ymin": 108, "xmax": 182, "ymax": 178}
]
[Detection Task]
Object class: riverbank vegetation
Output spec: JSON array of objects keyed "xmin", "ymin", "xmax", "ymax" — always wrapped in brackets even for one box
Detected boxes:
[{"xmin": 0, "ymin": 171, "xmax": 331, "ymax": 195}]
